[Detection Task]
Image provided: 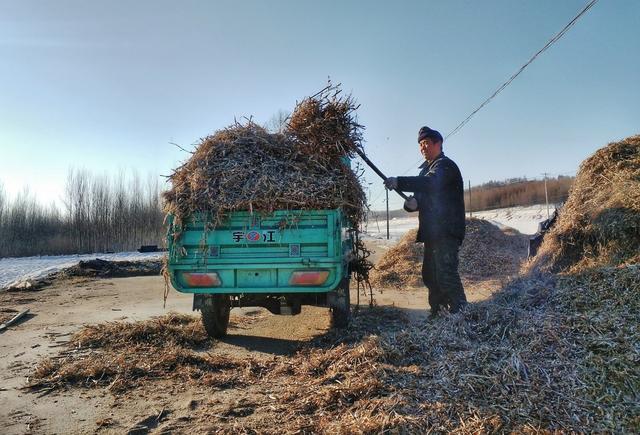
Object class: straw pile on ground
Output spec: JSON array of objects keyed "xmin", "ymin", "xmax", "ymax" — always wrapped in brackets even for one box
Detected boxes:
[
  {"xmin": 369, "ymin": 229, "xmax": 423, "ymax": 288},
  {"xmin": 162, "ymin": 85, "xmax": 367, "ymax": 228},
  {"xmin": 55, "ymin": 258, "xmax": 161, "ymax": 279},
  {"xmin": 527, "ymin": 134, "xmax": 640, "ymax": 273},
  {"xmin": 370, "ymin": 218, "xmax": 529, "ymax": 288}
]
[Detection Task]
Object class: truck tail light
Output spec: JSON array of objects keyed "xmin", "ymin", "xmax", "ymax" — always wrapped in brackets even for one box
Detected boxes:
[
  {"xmin": 289, "ymin": 270, "xmax": 329, "ymax": 286},
  {"xmin": 180, "ymin": 272, "xmax": 222, "ymax": 287}
]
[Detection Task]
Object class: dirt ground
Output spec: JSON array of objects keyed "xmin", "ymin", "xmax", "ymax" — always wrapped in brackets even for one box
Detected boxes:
[{"xmin": 0, "ymin": 239, "xmax": 513, "ymax": 434}]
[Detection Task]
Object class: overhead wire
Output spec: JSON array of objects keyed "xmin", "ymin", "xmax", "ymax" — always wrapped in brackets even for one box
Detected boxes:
[
  {"xmin": 445, "ymin": 0, "xmax": 599, "ymax": 140},
  {"xmin": 382, "ymin": 0, "xmax": 600, "ymax": 185}
]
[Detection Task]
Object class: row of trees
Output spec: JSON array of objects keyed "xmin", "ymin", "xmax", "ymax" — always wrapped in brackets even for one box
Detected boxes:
[
  {"xmin": 368, "ymin": 175, "xmax": 574, "ymax": 219},
  {"xmin": 465, "ymin": 175, "xmax": 574, "ymax": 212},
  {"xmin": 0, "ymin": 169, "xmax": 165, "ymax": 258}
]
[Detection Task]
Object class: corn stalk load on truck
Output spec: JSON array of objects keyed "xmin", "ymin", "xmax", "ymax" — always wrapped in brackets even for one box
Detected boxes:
[{"xmin": 166, "ymin": 209, "xmax": 354, "ymax": 337}]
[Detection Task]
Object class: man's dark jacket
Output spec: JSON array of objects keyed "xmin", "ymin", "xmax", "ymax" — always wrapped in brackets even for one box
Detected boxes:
[{"xmin": 397, "ymin": 152, "xmax": 465, "ymax": 243}]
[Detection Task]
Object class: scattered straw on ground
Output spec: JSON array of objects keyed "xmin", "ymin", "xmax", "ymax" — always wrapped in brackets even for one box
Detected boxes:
[
  {"xmin": 370, "ymin": 218, "xmax": 528, "ymax": 289},
  {"xmin": 553, "ymin": 265, "xmax": 639, "ymax": 428},
  {"xmin": 28, "ymin": 313, "xmax": 268, "ymax": 394},
  {"xmin": 28, "ymin": 279, "xmax": 638, "ymax": 433}
]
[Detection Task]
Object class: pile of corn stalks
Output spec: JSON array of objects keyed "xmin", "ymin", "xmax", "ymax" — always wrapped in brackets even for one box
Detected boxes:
[
  {"xmin": 527, "ymin": 134, "xmax": 640, "ymax": 273},
  {"xmin": 163, "ymin": 84, "xmax": 367, "ymax": 229},
  {"xmin": 371, "ymin": 218, "xmax": 529, "ymax": 289}
]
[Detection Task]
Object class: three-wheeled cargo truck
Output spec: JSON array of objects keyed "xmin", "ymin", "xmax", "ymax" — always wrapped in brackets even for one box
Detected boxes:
[{"xmin": 166, "ymin": 209, "xmax": 353, "ymax": 337}]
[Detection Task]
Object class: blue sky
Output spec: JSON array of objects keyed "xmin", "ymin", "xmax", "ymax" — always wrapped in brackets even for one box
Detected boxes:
[{"xmin": 1, "ymin": 0, "xmax": 638, "ymax": 210}]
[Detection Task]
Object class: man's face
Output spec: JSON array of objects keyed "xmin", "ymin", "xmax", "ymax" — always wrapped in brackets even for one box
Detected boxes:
[{"xmin": 419, "ymin": 138, "xmax": 441, "ymax": 161}]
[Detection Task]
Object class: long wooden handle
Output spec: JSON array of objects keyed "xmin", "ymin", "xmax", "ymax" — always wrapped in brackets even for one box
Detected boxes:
[{"xmin": 354, "ymin": 148, "xmax": 409, "ymax": 201}]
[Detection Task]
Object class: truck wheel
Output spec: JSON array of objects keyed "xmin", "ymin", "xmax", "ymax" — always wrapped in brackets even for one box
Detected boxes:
[
  {"xmin": 201, "ymin": 295, "xmax": 231, "ymax": 338},
  {"xmin": 331, "ymin": 278, "xmax": 351, "ymax": 328}
]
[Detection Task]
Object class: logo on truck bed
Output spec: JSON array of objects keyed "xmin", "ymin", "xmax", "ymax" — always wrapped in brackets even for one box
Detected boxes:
[{"xmin": 232, "ymin": 230, "xmax": 276, "ymax": 243}]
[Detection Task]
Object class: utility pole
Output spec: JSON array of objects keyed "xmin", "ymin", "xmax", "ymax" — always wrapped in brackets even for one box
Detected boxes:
[
  {"xmin": 542, "ymin": 173, "xmax": 550, "ymax": 219},
  {"xmin": 385, "ymin": 188, "xmax": 390, "ymax": 240},
  {"xmin": 468, "ymin": 180, "xmax": 472, "ymax": 219}
]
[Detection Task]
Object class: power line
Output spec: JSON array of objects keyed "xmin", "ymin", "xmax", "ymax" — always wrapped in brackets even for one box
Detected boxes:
[
  {"xmin": 445, "ymin": 0, "xmax": 599, "ymax": 140},
  {"xmin": 367, "ymin": 1, "xmax": 598, "ymax": 207},
  {"xmin": 395, "ymin": 0, "xmax": 599, "ymax": 175}
]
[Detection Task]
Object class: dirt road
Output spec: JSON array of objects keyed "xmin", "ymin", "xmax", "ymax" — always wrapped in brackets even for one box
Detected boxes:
[{"xmin": 0, "ymin": 239, "xmax": 515, "ymax": 434}]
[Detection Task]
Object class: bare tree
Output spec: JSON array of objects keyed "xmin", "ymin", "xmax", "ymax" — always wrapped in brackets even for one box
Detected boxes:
[
  {"xmin": 0, "ymin": 181, "xmax": 5, "ymax": 223},
  {"xmin": 0, "ymin": 182, "xmax": 5, "ymax": 255},
  {"xmin": 90, "ymin": 174, "xmax": 111, "ymax": 252},
  {"xmin": 265, "ymin": 109, "xmax": 291, "ymax": 133},
  {"xmin": 1, "ymin": 169, "xmax": 167, "ymax": 258}
]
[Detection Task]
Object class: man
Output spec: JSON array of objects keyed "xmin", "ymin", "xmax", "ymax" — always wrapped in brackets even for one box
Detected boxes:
[{"xmin": 384, "ymin": 126, "xmax": 467, "ymax": 315}]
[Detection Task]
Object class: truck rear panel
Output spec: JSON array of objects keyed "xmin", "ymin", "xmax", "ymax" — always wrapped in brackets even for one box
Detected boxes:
[{"xmin": 167, "ymin": 209, "xmax": 349, "ymax": 294}]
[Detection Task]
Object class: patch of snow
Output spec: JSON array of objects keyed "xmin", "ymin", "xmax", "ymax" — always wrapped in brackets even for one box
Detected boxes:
[
  {"xmin": 361, "ymin": 216, "xmax": 419, "ymax": 243},
  {"xmin": 473, "ymin": 204, "xmax": 554, "ymax": 235},
  {"xmin": 0, "ymin": 251, "xmax": 164, "ymax": 290},
  {"xmin": 362, "ymin": 204, "xmax": 554, "ymax": 243}
]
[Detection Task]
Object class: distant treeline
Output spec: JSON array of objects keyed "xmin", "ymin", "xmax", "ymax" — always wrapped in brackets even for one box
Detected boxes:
[
  {"xmin": 0, "ymin": 169, "xmax": 165, "ymax": 258},
  {"xmin": 466, "ymin": 176, "xmax": 573, "ymax": 212},
  {"xmin": 368, "ymin": 175, "xmax": 574, "ymax": 218}
]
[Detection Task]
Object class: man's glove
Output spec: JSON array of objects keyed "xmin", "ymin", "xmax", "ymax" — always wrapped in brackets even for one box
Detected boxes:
[
  {"xmin": 384, "ymin": 177, "xmax": 398, "ymax": 190},
  {"xmin": 403, "ymin": 196, "xmax": 418, "ymax": 212}
]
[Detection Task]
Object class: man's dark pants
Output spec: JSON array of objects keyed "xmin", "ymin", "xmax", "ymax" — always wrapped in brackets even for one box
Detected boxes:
[{"xmin": 421, "ymin": 237, "xmax": 467, "ymax": 314}]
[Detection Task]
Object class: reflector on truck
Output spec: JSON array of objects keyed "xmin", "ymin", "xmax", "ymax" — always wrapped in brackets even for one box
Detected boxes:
[
  {"xmin": 179, "ymin": 272, "xmax": 222, "ymax": 287},
  {"xmin": 289, "ymin": 270, "xmax": 329, "ymax": 286}
]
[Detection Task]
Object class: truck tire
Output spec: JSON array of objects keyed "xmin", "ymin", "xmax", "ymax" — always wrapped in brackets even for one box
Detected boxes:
[
  {"xmin": 201, "ymin": 295, "xmax": 231, "ymax": 338},
  {"xmin": 331, "ymin": 278, "xmax": 351, "ymax": 328}
]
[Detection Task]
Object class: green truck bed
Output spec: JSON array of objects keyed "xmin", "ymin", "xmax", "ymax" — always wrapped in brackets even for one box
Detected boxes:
[{"xmin": 166, "ymin": 209, "xmax": 353, "ymax": 336}]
